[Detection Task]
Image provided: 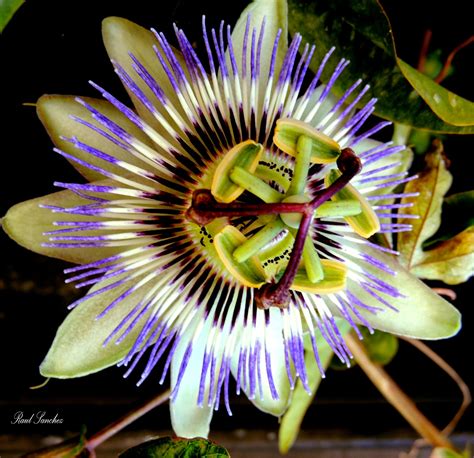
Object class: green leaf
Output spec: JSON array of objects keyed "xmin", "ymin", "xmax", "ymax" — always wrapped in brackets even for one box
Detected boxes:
[
  {"xmin": 398, "ymin": 59, "xmax": 474, "ymax": 127},
  {"xmin": 0, "ymin": 0, "xmax": 24, "ymax": 33},
  {"xmin": 431, "ymin": 447, "xmax": 472, "ymax": 458},
  {"xmin": 287, "ymin": 0, "xmax": 474, "ymax": 134},
  {"xmin": 412, "ymin": 227, "xmax": 474, "ymax": 285},
  {"xmin": 22, "ymin": 426, "xmax": 89, "ymax": 457},
  {"xmin": 424, "ymin": 191, "xmax": 474, "ymax": 247},
  {"xmin": 408, "ymin": 128, "xmax": 433, "ymax": 155},
  {"xmin": 119, "ymin": 437, "xmax": 230, "ymax": 458},
  {"xmin": 359, "ymin": 328, "xmax": 398, "ymax": 365},
  {"xmin": 278, "ymin": 319, "xmax": 351, "ymax": 454},
  {"xmin": 398, "ymin": 142, "xmax": 453, "ymax": 269},
  {"xmin": 397, "ymin": 143, "xmax": 474, "ymax": 284},
  {"xmin": 423, "ymin": 50, "xmax": 446, "ymax": 81}
]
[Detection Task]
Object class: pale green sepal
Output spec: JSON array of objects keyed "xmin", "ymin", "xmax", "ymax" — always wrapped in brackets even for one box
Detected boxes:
[
  {"xmin": 279, "ymin": 318, "xmax": 351, "ymax": 454},
  {"xmin": 102, "ymin": 17, "xmax": 186, "ymax": 130},
  {"xmin": 231, "ymin": 308, "xmax": 292, "ymax": 416},
  {"xmin": 2, "ymin": 187, "xmax": 121, "ymax": 264},
  {"xmin": 40, "ymin": 278, "xmax": 154, "ymax": 378},
  {"xmin": 170, "ymin": 318, "xmax": 213, "ymax": 439},
  {"xmin": 333, "ymin": 244, "xmax": 461, "ymax": 339},
  {"xmin": 231, "ymin": 0, "xmax": 288, "ymax": 97},
  {"xmin": 37, "ymin": 94, "xmax": 154, "ymax": 182}
]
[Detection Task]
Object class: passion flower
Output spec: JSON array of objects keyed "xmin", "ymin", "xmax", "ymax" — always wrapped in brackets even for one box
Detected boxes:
[{"xmin": 3, "ymin": 3, "xmax": 460, "ymax": 439}]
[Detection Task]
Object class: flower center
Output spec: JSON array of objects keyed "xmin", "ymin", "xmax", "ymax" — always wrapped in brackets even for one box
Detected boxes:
[{"xmin": 186, "ymin": 118, "xmax": 379, "ymax": 309}]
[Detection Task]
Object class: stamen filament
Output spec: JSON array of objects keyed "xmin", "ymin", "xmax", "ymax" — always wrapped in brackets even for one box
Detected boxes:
[
  {"xmin": 287, "ymin": 135, "xmax": 313, "ymax": 196},
  {"xmin": 303, "ymin": 236, "xmax": 324, "ymax": 283},
  {"xmin": 233, "ymin": 218, "xmax": 286, "ymax": 263},
  {"xmin": 229, "ymin": 166, "xmax": 283, "ymax": 203}
]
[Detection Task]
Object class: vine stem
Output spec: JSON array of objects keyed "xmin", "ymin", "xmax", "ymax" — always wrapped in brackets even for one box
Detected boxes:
[
  {"xmin": 345, "ymin": 332, "xmax": 455, "ymax": 450},
  {"xmin": 402, "ymin": 337, "xmax": 471, "ymax": 436},
  {"xmin": 86, "ymin": 389, "xmax": 171, "ymax": 453}
]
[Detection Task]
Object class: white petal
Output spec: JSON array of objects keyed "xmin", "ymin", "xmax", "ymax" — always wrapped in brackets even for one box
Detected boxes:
[
  {"xmin": 170, "ymin": 317, "xmax": 214, "ymax": 438},
  {"xmin": 231, "ymin": 308, "xmax": 292, "ymax": 416}
]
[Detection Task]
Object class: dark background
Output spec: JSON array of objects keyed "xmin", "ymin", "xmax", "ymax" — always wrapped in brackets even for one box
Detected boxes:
[{"xmin": 0, "ymin": 0, "xmax": 472, "ymax": 450}]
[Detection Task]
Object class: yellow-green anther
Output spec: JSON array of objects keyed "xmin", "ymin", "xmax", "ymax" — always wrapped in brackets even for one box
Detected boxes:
[
  {"xmin": 325, "ymin": 170, "xmax": 380, "ymax": 238},
  {"xmin": 303, "ymin": 236, "xmax": 324, "ymax": 283},
  {"xmin": 229, "ymin": 166, "xmax": 283, "ymax": 203},
  {"xmin": 211, "ymin": 140, "xmax": 263, "ymax": 203},
  {"xmin": 314, "ymin": 200, "xmax": 362, "ymax": 218},
  {"xmin": 274, "ymin": 118, "xmax": 341, "ymax": 164},
  {"xmin": 255, "ymin": 165, "xmax": 290, "ymax": 192},
  {"xmin": 214, "ymin": 226, "xmax": 267, "ymax": 288},
  {"xmin": 233, "ymin": 218, "xmax": 286, "ymax": 263},
  {"xmin": 292, "ymin": 259, "xmax": 347, "ymax": 294},
  {"xmin": 287, "ymin": 135, "xmax": 313, "ymax": 196}
]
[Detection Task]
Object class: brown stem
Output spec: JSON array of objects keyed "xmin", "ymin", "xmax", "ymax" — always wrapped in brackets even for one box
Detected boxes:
[
  {"xmin": 417, "ymin": 29, "xmax": 432, "ymax": 72},
  {"xmin": 402, "ymin": 337, "xmax": 471, "ymax": 437},
  {"xmin": 431, "ymin": 287, "xmax": 457, "ymax": 301},
  {"xmin": 256, "ymin": 209, "xmax": 313, "ymax": 309},
  {"xmin": 345, "ymin": 333, "xmax": 455, "ymax": 450},
  {"xmin": 435, "ymin": 35, "xmax": 474, "ymax": 83},
  {"xmin": 187, "ymin": 148, "xmax": 361, "ymax": 226},
  {"xmin": 86, "ymin": 389, "xmax": 171, "ymax": 452},
  {"xmin": 186, "ymin": 188, "xmax": 313, "ymax": 225}
]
